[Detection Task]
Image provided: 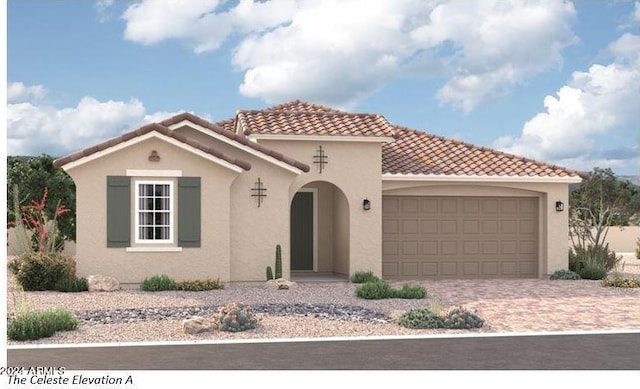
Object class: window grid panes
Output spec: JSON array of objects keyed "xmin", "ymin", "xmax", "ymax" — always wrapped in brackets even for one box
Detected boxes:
[{"xmin": 136, "ymin": 182, "xmax": 172, "ymax": 242}]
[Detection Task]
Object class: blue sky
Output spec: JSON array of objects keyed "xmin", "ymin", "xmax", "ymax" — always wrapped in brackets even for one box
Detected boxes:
[{"xmin": 6, "ymin": 0, "xmax": 640, "ymax": 175}]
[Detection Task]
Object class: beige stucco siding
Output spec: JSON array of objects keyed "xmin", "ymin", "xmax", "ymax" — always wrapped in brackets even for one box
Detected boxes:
[
  {"xmin": 382, "ymin": 181, "xmax": 572, "ymax": 277},
  {"xmin": 66, "ymin": 136, "xmax": 239, "ymax": 284},
  {"xmin": 260, "ymin": 139, "xmax": 384, "ymax": 277}
]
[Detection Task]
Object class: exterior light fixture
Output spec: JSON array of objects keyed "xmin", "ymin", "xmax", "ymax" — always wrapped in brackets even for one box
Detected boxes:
[
  {"xmin": 363, "ymin": 199, "xmax": 371, "ymax": 211},
  {"xmin": 555, "ymin": 201, "xmax": 564, "ymax": 212}
]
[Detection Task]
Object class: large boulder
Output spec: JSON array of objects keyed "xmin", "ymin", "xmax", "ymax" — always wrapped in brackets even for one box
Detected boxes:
[
  {"xmin": 87, "ymin": 275, "xmax": 120, "ymax": 292},
  {"xmin": 182, "ymin": 316, "xmax": 216, "ymax": 334},
  {"xmin": 264, "ymin": 278, "xmax": 298, "ymax": 290}
]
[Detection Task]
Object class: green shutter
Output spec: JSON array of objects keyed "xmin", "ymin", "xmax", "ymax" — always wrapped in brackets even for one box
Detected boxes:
[
  {"xmin": 178, "ymin": 177, "xmax": 201, "ymax": 247},
  {"xmin": 107, "ymin": 176, "xmax": 131, "ymax": 247}
]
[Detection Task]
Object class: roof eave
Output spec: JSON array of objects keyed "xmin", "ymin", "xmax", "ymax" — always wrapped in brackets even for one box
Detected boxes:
[{"xmin": 381, "ymin": 173, "xmax": 583, "ymax": 184}]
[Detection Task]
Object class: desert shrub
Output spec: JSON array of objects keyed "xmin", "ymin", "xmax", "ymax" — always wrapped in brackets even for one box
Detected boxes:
[
  {"xmin": 393, "ymin": 284, "xmax": 427, "ymax": 299},
  {"xmin": 7, "ymin": 252, "xmax": 76, "ymax": 291},
  {"xmin": 350, "ymin": 270, "xmax": 380, "ymax": 284},
  {"xmin": 549, "ymin": 269, "xmax": 582, "ymax": 280},
  {"xmin": 569, "ymin": 244, "xmax": 621, "ymax": 274},
  {"xmin": 8, "ymin": 307, "xmax": 79, "ymax": 341},
  {"xmin": 215, "ymin": 303, "xmax": 258, "ymax": 332},
  {"xmin": 141, "ymin": 274, "xmax": 177, "ymax": 291},
  {"xmin": 396, "ymin": 308, "xmax": 444, "ymax": 329},
  {"xmin": 356, "ymin": 279, "xmax": 395, "ymax": 299},
  {"xmin": 176, "ymin": 278, "xmax": 224, "ymax": 291},
  {"xmin": 577, "ymin": 263, "xmax": 608, "ymax": 280},
  {"xmin": 442, "ymin": 307, "xmax": 484, "ymax": 329},
  {"xmin": 54, "ymin": 275, "xmax": 88, "ymax": 292},
  {"xmin": 601, "ymin": 276, "xmax": 640, "ymax": 288}
]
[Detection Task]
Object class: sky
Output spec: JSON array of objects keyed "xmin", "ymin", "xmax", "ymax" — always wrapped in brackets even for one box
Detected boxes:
[{"xmin": 5, "ymin": 0, "xmax": 640, "ymax": 176}]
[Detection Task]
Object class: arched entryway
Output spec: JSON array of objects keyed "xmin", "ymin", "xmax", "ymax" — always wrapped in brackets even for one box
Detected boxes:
[{"xmin": 290, "ymin": 181, "xmax": 350, "ymax": 277}]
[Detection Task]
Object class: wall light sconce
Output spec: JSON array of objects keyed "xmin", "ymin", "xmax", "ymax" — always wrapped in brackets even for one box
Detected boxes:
[
  {"xmin": 555, "ymin": 201, "xmax": 564, "ymax": 212},
  {"xmin": 363, "ymin": 199, "xmax": 371, "ymax": 211}
]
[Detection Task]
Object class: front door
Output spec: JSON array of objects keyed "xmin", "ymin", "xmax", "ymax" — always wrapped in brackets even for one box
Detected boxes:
[{"xmin": 291, "ymin": 191, "xmax": 314, "ymax": 271}]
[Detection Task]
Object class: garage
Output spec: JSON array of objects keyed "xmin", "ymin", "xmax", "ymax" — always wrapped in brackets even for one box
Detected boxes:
[{"xmin": 382, "ymin": 196, "xmax": 539, "ymax": 279}]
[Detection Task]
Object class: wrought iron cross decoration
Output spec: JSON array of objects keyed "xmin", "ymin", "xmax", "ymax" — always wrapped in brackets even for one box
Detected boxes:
[
  {"xmin": 313, "ymin": 145, "xmax": 328, "ymax": 173},
  {"xmin": 251, "ymin": 177, "xmax": 267, "ymax": 207}
]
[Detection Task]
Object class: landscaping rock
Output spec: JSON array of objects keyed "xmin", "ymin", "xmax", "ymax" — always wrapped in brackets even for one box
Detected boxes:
[
  {"xmin": 87, "ymin": 275, "xmax": 120, "ymax": 292},
  {"xmin": 265, "ymin": 278, "xmax": 298, "ymax": 290},
  {"xmin": 181, "ymin": 316, "xmax": 216, "ymax": 334}
]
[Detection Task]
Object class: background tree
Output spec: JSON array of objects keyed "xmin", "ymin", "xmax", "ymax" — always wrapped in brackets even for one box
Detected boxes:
[
  {"xmin": 568, "ymin": 167, "xmax": 639, "ymax": 278},
  {"xmin": 7, "ymin": 155, "xmax": 76, "ymax": 242}
]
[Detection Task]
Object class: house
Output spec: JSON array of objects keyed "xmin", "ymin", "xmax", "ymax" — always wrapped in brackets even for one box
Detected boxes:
[{"xmin": 54, "ymin": 100, "xmax": 583, "ymax": 284}]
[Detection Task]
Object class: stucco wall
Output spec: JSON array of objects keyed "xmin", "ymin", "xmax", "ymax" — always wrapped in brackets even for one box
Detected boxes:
[
  {"xmin": 65, "ymin": 136, "xmax": 239, "ymax": 283},
  {"xmin": 382, "ymin": 181, "xmax": 572, "ymax": 277},
  {"xmin": 261, "ymin": 139, "xmax": 384, "ymax": 277}
]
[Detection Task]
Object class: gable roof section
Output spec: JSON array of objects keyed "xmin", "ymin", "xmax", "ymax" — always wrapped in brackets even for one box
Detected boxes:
[
  {"xmin": 383, "ymin": 126, "xmax": 584, "ymax": 179},
  {"xmin": 54, "ymin": 122, "xmax": 252, "ymax": 171},
  {"xmin": 162, "ymin": 112, "xmax": 310, "ymax": 173}
]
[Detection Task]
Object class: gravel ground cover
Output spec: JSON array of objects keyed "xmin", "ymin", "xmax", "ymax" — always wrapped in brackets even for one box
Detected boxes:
[{"xmin": 6, "ymin": 255, "xmax": 640, "ymax": 345}]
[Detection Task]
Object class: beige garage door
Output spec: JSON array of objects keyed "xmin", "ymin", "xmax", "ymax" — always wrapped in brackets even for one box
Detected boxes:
[{"xmin": 382, "ymin": 196, "xmax": 539, "ymax": 279}]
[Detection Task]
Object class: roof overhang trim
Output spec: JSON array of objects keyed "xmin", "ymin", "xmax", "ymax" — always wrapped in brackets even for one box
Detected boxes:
[
  {"xmin": 61, "ymin": 132, "xmax": 245, "ymax": 173},
  {"xmin": 382, "ymin": 173, "xmax": 583, "ymax": 184},
  {"xmin": 167, "ymin": 119, "xmax": 305, "ymax": 174}
]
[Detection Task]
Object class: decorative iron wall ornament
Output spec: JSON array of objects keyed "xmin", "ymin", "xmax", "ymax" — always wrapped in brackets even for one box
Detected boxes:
[
  {"xmin": 148, "ymin": 150, "xmax": 160, "ymax": 162},
  {"xmin": 251, "ymin": 177, "xmax": 267, "ymax": 207},
  {"xmin": 313, "ymin": 145, "xmax": 328, "ymax": 173}
]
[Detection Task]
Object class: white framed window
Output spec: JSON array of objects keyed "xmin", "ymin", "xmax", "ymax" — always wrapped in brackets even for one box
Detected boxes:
[{"xmin": 135, "ymin": 180, "xmax": 173, "ymax": 244}]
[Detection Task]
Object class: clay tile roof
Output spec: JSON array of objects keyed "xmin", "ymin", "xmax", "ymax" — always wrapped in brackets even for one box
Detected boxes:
[
  {"xmin": 227, "ymin": 99, "xmax": 394, "ymax": 138},
  {"xmin": 238, "ymin": 110, "xmax": 396, "ymax": 138},
  {"xmin": 162, "ymin": 112, "xmax": 310, "ymax": 172},
  {"xmin": 383, "ymin": 126, "xmax": 583, "ymax": 178},
  {"xmin": 54, "ymin": 122, "xmax": 252, "ymax": 171}
]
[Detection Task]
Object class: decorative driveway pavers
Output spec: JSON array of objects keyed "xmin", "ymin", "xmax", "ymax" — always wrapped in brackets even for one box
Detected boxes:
[{"xmin": 413, "ymin": 279, "xmax": 640, "ymax": 333}]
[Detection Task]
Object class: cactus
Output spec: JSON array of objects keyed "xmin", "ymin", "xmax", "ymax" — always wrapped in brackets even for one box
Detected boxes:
[
  {"xmin": 275, "ymin": 244, "xmax": 282, "ymax": 279},
  {"xmin": 266, "ymin": 266, "xmax": 274, "ymax": 281}
]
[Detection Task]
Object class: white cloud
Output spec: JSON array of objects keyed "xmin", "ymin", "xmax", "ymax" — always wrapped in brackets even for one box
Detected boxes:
[
  {"xmin": 7, "ymin": 82, "xmax": 47, "ymax": 103},
  {"xmin": 494, "ymin": 32, "xmax": 640, "ymax": 173},
  {"xmin": 7, "ymin": 89, "xmax": 184, "ymax": 157},
  {"xmin": 120, "ymin": 0, "xmax": 577, "ymax": 110}
]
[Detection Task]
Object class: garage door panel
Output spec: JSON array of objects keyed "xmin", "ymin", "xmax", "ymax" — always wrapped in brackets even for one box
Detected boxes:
[
  {"xmin": 463, "ymin": 262, "xmax": 480, "ymax": 276},
  {"xmin": 421, "ymin": 219, "xmax": 438, "ymax": 234},
  {"xmin": 440, "ymin": 220, "xmax": 457, "ymax": 234},
  {"xmin": 440, "ymin": 262, "xmax": 458, "ymax": 276},
  {"xmin": 383, "ymin": 196, "xmax": 539, "ymax": 279},
  {"xmin": 401, "ymin": 220, "xmax": 419, "ymax": 234},
  {"xmin": 402, "ymin": 262, "xmax": 420, "ymax": 277},
  {"xmin": 422, "ymin": 262, "xmax": 438, "ymax": 276}
]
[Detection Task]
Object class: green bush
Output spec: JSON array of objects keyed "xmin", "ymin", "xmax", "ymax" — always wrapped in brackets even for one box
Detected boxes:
[
  {"xmin": 635, "ymin": 238, "xmax": 640, "ymax": 260},
  {"xmin": 396, "ymin": 306, "xmax": 484, "ymax": 330},
  {"xmin": 141, "ymin": 274, "xmax": 178, "ymax": 291},
  {"xmin": 266, "ymin": 266, "xmax": 274, "ymax": 281},
  {"xmin": 577, "ymin": 264, "xmax": 608, "ymax": 280},
  {"xmin": 350, "ymin": 270, "xmax": 380, "ymax": 284},
  {"xmin": 356, "ymin": 279, "xmax": 395, "ymax": 299},
  {"xmin": 549, "ymin": 269, "xmax": 582, "ymax": 280},
  {"xmin": 176, "ymin": 278, "xmax": 224, "ymax": 291},
  {"xmin": 215, "ymin": 303, "xmax": 258, "ymax": 332},
  {"xmin": 7, "ymin": 252, "xmax": 76, "ymax": 291},
  {"xmin": 8, "ymin": 307, "xmax": 79, "ymax": 341},
  {"xmin": 397, "ymin": 308, "xmax": 444, "ymax": 329},
  {"xmin": 570, "ymin": 244, "xmax": 621, "ymax": 273},
  {"xmin": 54, "ymin": 276, "xmax": 88, "ymax": 292},
  {"xmin": 601, "ymin": 276, "xmax": 640, "ymax": 288},
  {"xmin": 442, "ymin": 307, "xmax": 484, "ymax": 329},
  {"xmin": 393, "ymin": 284, "xmax": 427, "ymax": 299},
  {"xmin": 356, "ymin": 280, "xmax": 428, "ymax": 300}
]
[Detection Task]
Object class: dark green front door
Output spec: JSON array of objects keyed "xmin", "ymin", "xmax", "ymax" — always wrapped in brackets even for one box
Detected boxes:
[{"xmin": 291, "ymin": 192, "xmax": 314, "ymax": 271}]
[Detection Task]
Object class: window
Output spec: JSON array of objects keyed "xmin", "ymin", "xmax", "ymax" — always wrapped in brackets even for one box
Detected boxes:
[{"xmin": 135, "ymin": 181, "xmax": 173, "ymax": 243}]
